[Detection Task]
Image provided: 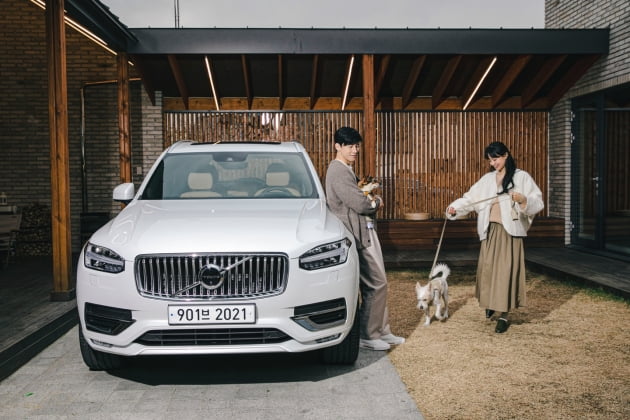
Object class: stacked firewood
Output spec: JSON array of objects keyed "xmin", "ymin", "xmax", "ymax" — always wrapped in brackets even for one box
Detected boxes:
[{"xmin": 16, "ymin": 203, "xmax": 52, "ymax": 256}]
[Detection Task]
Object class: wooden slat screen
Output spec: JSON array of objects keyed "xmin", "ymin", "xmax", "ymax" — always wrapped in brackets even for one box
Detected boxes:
[
  {"xmin": 163, "ymin": 110, "xmax": 548, "ymax": 219},
  {"xmin": 163, "ymin": 111, "xmax": 364, "ymax": 181},
  {"xmin": 376, "ymin": 111, "xmax": 548, "ymax": 219}
]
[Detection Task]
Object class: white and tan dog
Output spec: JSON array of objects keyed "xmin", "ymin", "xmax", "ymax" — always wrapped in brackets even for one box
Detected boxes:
[{"xmin": 415, "ymin": 263, "xmax": 450, "ymax": 326}]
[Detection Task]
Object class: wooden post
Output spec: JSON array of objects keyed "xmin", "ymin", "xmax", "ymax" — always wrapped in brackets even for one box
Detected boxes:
[
  {"xmin": 118, "ymin": 52, "xmax": 132, "ymax": 184},
  {"xmin": 46, "ymin": 0, "xmax": 73, "ymax": 301},
  {"xmin": 362, "ymin": 54, "xmax": 376, "ymax": 176}
]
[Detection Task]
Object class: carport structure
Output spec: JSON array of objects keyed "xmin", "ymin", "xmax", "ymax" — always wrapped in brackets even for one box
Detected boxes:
[
  {"xmin": 130, "ymin": 27, "xmax": 607, "ymax": 114},
  {"xmin": 43, "ymin": 0, "xmax": 608, "ymax": 297}
]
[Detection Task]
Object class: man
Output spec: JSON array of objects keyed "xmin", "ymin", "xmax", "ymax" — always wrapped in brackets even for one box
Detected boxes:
[{"xmin": 325, "ymin": 126, "xmax": 405, "ymax": 351}]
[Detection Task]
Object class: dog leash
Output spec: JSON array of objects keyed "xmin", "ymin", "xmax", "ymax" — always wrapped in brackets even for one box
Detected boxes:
[
  {"xmin": 430, "ymin": 193, "xmax": 513, "ymax": 275},
  {"xmin": 430, "ymin": 218, "xmax": 448, "ymax": 276}
]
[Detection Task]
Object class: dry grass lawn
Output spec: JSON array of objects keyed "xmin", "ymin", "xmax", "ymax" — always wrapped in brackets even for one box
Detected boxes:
[{"xmin": 386, "ymin": 268, "xmax": 629, "ymax": 420}]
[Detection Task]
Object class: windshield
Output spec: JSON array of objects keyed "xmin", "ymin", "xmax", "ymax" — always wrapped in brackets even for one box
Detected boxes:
[{"xmin": 141, "ymin": 151, "xmax": 318, "ymax": 200}]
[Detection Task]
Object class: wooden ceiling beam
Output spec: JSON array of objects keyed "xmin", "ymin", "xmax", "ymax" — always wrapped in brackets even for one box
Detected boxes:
[
  {"xmin": 241, "ymin": 55, "xmax": 252, "ymax": 110},
  {"xmin": 277, "ymin": 54, "xmax": 285, "ymax": 110},
  {"xmin": 167, "ymin": 54, "xmax": 189, "ymax": 109},
  {"xmin": 374, "ymin": 54, "xmax": 391, "ymax": 106},
  {"xmin": 545, "ymin": 54, "xmax": 601, "ymax": 107},
  {"xmin": 432, "ymin": 55, "xmax": 462, "ymax": 109},
  {"xmin": 134, "ymin": 49, "xmax": 601, "ymax": 112},
  {"xmin": 521, "ymin": 54, "xmax": 566, "ymax": 107},
  {"xmin": 309, "ymin": 54, "xmax": 319, "ymax": 110},
  {"xmin": 491, "ymin": 55, "xmax": 531, "ymax": 108},
  {"xmin": 402, "ymin": 55, "xmax": 426, "ymax": 109}
]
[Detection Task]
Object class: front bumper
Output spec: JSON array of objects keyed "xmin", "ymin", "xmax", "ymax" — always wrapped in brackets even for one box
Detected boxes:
[{"xmin": 77, "ymin": 256, "xmax": 359, "ymax": 357}]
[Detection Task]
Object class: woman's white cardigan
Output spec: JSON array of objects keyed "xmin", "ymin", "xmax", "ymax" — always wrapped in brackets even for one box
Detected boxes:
[{"xmin": 446, "ymin": 169, "xmax": 544, "ymax": 241}]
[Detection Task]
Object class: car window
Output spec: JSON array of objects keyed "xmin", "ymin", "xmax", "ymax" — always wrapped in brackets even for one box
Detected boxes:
[{"xmin": 141, "ymin": 151, "xmax": 318, "ymax": 200}]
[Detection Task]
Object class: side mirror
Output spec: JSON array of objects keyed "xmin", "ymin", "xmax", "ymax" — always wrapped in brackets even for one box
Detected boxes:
[{"xmin": 113, "ymin": 183, "xmax": 135, "ymax": 204}]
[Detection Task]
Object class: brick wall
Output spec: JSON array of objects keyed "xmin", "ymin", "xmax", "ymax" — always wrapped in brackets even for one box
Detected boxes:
[
  {"xmin": 137, "ymin": 91, "xmax": 164, "ymax": 181},
  {"xmin": 0, "ymin": 1, "xmax": 52, "ymax": 212},
  {"xmin": 546, "ymin": 0, "xmax": 630, "ymax": 243},
  {"xmin": 0, "ymin": 0, "xmax": 162, "ymax": 253}
]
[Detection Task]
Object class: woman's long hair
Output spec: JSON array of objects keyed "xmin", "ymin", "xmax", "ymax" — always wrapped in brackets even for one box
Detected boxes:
[{"xmin": 485, "ymin": 141, "xmax": 516, "ymax": 194}]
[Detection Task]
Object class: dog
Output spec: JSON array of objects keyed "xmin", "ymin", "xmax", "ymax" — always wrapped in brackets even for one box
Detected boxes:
[
  {"xmin": 358, "ymin": 175, "xmax": 380, "ymax": 208},
  {"xmin": 358, "ymin": 175, "xmax": 379, "ymax": 197},
  {"xmin": 415, "ymin": 263, "xmax": 450, "ymax": 326},
  {"xmin": 358, "ymin": 176, "xmax": 380, "ymax": 224}
]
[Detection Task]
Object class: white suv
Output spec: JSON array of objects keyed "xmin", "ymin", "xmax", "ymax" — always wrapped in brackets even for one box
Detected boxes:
[{"xmin": 77, "ymin": 141, "xmax": 360, "ymax": 370}]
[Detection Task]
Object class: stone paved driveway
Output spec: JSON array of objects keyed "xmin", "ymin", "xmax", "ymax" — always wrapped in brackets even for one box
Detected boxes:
[{"xmin": 0, "ymin": 326, "xmax": 422, "ymax": 419}]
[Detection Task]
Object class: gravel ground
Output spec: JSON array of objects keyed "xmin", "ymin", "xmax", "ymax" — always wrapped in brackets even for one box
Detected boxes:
[{"xmin": 385, "ymin": 269, "xmax": 630, "ymax": 420}]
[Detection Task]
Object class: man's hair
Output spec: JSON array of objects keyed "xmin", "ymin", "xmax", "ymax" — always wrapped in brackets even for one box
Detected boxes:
[{"xmin": 334, "ymin": 126, "xmax": 362, "ymax": 145}]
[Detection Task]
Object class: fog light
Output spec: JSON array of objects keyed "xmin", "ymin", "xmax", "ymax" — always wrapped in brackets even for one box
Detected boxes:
[
  {"xmin": 91, "ymin": 339, "xmax": 114, "ymax": 348},
  {"xmin": 316, "ymin": 334, "xmax": 341, "ymax": 344}
]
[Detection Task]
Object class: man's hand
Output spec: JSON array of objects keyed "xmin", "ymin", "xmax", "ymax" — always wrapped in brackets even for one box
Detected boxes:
[{"xmin": 373, "ymin": 195, "xmax": 384, "ymax": 210}]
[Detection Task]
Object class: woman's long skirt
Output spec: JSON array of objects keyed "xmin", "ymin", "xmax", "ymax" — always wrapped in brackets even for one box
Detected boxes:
[{"xmin": 476, "ymin": 222, "xmax": 527, "ymax": 313}]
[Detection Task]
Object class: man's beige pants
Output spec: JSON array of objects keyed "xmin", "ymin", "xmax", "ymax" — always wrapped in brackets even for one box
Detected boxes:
[{"xmin": 358, "ymin": 228, "xmax": 392, "ymax": 340}]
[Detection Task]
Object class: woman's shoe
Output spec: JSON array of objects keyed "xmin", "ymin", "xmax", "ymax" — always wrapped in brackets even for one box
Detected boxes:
[
  {"xmin": 485, "ymin": 309, "xmax": 495, "ymax": 319},
  {"xmin": 495, "ymin": 318, "xmax": 509, "ymax": 333}
]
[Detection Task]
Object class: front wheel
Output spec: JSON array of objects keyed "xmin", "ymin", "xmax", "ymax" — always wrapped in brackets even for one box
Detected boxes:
[
  {"xmin": 78, "ymin": 327, "xmax": 124, "ymax": 370},
  {"xmin": 319, "ymin": 305, "xmax": 360, "ymax": 364}
]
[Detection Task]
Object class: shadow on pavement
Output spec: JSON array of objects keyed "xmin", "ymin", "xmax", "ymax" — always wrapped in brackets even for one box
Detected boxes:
[{"xmin": 108, "ymin": 348, "xmax": 388, "ymax": 385}]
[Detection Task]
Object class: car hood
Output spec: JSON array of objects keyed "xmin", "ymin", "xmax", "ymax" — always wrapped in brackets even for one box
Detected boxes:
[{"xmin": 89, "ymin": 199, "xmax": 346, "ymax": 259}]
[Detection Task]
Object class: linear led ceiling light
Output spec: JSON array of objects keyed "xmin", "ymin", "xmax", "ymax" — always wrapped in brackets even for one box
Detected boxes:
[
  {"xmin": 204, "ymin": 55, "xmax": 221, "ymax": 111},
  {"xmin": 341, "ymin": 55, "xmax": 355, "ymax": 111},
  {"xmin": 463, "ymin": 56, "xmax": 497, "ymax": 110},
  {"xmin": 29, "ymin": 0, "xmax": 117, "ymax": 56}
]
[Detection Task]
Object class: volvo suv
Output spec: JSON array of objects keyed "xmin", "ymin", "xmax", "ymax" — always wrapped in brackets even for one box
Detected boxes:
[{"xmin": 77, "ymin": 141, "xmax": 360, "ymax": 370}]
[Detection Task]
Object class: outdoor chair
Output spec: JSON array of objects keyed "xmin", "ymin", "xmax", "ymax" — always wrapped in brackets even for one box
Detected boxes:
[{"xmin": 0, "ymin": 212, "xmax": 22, "ymax": 268}]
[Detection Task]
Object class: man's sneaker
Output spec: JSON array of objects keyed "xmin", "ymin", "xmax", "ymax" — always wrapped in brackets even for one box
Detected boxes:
[
  {"xmin": 381, "ymin": 333, "xmax": 405, "ymax": 345},
  {"xmin": 359, "ymin": 338, "xmax": 391, "ymax": 351}
]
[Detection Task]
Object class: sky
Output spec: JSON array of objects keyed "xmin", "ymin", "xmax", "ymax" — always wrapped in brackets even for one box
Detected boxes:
[{"xmin": 100, "ymin": 0, "xmax": 545, "ymax": 29}]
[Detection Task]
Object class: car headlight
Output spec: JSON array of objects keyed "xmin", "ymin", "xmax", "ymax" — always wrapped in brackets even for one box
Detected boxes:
[
  {"xmin": 84, "ymin": 243, "xmax": 125, "ymax": 273},
  {"xmin": 299, "ymin": 238, "xmax": 352, "ymax": 270}
]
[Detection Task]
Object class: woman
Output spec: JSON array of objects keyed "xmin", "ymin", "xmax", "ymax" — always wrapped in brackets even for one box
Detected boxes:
[{"xmin": 446, "ymin": 142, "xmax": 544, "ymax": 333}]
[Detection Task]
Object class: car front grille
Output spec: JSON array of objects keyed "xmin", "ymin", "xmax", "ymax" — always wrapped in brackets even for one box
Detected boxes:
[
  {"xmin": 135, "ymin": 253, "xmax": 288, "ymax": 300},
  {"xmin": 135, "ymin": 328, "xmax": 290, "ymax": 346}
]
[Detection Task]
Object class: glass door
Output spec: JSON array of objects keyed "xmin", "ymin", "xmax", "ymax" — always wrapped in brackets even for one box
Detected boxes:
[
  {"xmin": 572, "ymin": 96, "xmax": 602, "ymax": 249},
  {"xmin": 604, "ymin": 107, "xmax": 630, "ymax": 255},
  {"xmin": 572, "ymin": 83, "xmax": 630, "ymax": 257}
]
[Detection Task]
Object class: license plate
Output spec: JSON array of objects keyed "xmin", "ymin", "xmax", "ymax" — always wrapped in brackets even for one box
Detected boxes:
[{"xmin": 168, "ymin": 304, "xmax": 256, "ymax": 325}]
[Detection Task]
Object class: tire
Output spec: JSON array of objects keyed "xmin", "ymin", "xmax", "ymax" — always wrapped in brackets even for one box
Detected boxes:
[
  {"xmin": 320, "ymin": 305, "xmax": 360, "ymax": 365},
  {"xmin": 78, "ymin": 327, "xmax": 124, "ymax": 370}
]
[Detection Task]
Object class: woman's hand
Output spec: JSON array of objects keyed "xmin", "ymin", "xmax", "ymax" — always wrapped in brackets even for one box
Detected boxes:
[
  {"xmin": 446, "ymin": 206, "xmax": 457, "ymax": 216},
  {"xmin": 511, "ymin": 192, "xmax": 527, "ymax": 206}
]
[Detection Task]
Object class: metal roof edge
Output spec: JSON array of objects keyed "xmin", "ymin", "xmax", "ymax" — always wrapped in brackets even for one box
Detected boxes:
[
  {"xmin": 65, "ymin": 0, "xmax": 136, "ymax": 50},
  {"xmin": 126, "ymin": 27, "xmax": 609, "ymax": 55}
]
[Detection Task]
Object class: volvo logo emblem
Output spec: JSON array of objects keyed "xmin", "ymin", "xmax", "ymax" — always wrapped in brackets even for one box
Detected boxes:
[{"xmin": 198, "ymin": 264, "xmax": 225, "ymax": 290}]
